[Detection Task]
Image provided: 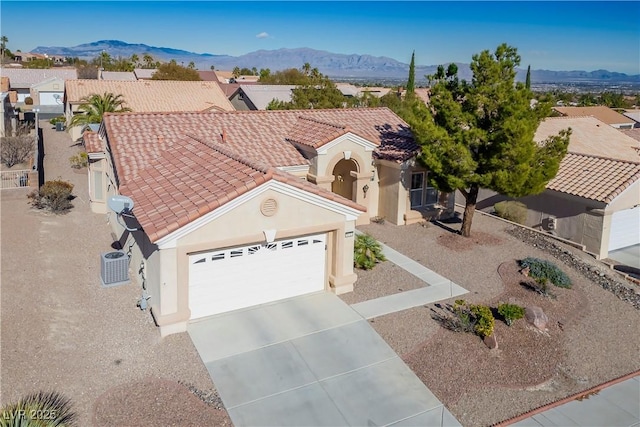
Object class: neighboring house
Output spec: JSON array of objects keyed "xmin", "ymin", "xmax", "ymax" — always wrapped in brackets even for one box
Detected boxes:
[
  {"xmin": 133, "ymin": 68, "xmax": 157, "ymax": 80},
  {"xmin": 0, "ymin": 68, "xmax": 77, "ymax": 104},
  {"xmin": 100, "ymin": 71, "xmax": 137, "ymax": 81},
  {"xmin": 553, "ymin": 106, "xmax": 636, "ymax": 129},
  {"xmin": 84, "ymin": 107, "xmax": 454, "ymax": 335},
  {"xmin": 475, "ymin": 116, "xmax": 640, "ymax": 260},
  {"xmin": 335, "ymin": 83, "xmax": 360, "ymax": 97},
  {"xmin": 31, "ymin": 77, "xmax": 66, "ymax": 107},
  {"xmin": 64, "ymin": 79, "xmax": 235, "ymax": 141},
  {"xmin": 622, "ymin": 110, "xmax": 640, "ymax": 128},
  {"xmin": 229, "ymin": 85, "xmax": 295, "ymax": 110}
]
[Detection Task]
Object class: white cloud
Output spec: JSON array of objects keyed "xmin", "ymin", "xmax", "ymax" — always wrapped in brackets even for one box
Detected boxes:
[{"xmin": 256, "ymin": 32, "xmax": 269, "ymax": 39}]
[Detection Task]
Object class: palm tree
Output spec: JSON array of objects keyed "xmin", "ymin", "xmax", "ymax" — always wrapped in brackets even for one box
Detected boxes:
[
  {"xmin": 143, "ymin": 53, "xmax": 154, "ymax": 69},
  {"xmin": 353, "ymin": 234, "xmax": 386, "ymax": 270},
  {"xmin": 130, "ymin": 53, "xmax": 139, "ymax": 67},
  {"xmin": 188, "ymin": 61, "xmax": 195, "ymax": 69},
  {"xmin": 232, "ymin": 66, "xmax": 241, "ymax": 78},
  {"xmin": 0, "ymin": 35, "xmax": 7, "ymax": 58},
  {"xmin": 69, "ymin": 92, "xmax": 131, "ymax": 130}
]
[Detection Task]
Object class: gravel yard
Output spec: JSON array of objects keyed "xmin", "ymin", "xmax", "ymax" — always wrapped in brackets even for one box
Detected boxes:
[
  {"xmin": 357, "ymin": 215, "xmax": 640, "ymax": 426},
  {"xmin": 1, "ymin": 122, "xmax": 230, "ymax": 426}
]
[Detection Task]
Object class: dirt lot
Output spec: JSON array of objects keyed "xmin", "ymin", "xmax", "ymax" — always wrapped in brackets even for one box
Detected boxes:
[
  {"xmin": 357, "ymin": 216, "xmax": 640, "ymax": 426},
  {"xmin": 1, "ymin": 122, "xmax": 230, "ymax": 426}
]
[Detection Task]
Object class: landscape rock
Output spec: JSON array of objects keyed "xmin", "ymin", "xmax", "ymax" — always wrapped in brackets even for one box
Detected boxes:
[
  {"xmin": 520, "ymin": 266, "xmax": 530, "ymax": 277},
  {"xmin": 484, "ymin": 334, "xmax": 498, "ymax": 349},
  {"xmin": 525, "ymin": 306, "xmax": 549, "ymax": 330}
]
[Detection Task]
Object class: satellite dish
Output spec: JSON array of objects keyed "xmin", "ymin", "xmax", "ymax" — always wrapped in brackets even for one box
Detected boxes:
[{"xmin": 108, "ymin": 195, "xmax": 135, "ymax": 214}]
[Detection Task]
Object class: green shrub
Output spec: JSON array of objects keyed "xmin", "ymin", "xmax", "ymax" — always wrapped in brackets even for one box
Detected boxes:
[
  {"xmin": 0, "ymin": 391, "xmax": 76, "ymax": 426},
  {"xmin": 28, "ymin": 179, "xmax": 74, "ymax": 213},
  {"xmin": 50, "ymin": 116, "xmax": 66, "ymax": 125},
  {"xmin": 498, "ymin": 303, "xmax": 525, "ymax": 326},
  {"xmin": 354, "ymin": 233, "xmax": 386, "ymax": 270},
  {"xmin": 494, "ymin": 200, "xmax": 528, "ymax": 224},
  {"xmin": 520, "ymin": 257, "xmax": 571, "ymax": 288},
  {"xmin": 69, "ymin": 152, "xmax": 88, "ymax": 169},
  {"xmin": 447, "ymin": 299, "xmax": 495, "ymax": 338}
]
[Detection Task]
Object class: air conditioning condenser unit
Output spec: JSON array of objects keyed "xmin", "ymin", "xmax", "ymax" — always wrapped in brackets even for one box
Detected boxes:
[{"xmin": 100, "ymin": 250, "xmax": 129, "ymax": 287}]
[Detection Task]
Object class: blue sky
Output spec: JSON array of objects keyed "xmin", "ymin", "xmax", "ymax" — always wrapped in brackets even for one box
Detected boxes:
[{"xmin": 1, "ymin": 1, "xmax": 639, "ymax": 73}]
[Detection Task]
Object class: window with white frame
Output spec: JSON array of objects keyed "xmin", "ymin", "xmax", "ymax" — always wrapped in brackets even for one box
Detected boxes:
[{"xmin": 410, "ymin": 172, "xmax": 438, "ymax": 209}]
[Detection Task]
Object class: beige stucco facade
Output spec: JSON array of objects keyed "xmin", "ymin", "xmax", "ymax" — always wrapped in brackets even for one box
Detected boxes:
[{"xmin": 473, "ymin": 182, "xmax": 640, "ymax": 260}]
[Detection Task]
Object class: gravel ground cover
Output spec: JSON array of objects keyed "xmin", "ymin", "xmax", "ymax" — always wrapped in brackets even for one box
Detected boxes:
[
  {"xmin": 358, "ymin": 214, "xmax": 640, "ymax": 426},
  {"xmin": 1, "ymin": 122, "xmax": 229, "ymax": 426}
]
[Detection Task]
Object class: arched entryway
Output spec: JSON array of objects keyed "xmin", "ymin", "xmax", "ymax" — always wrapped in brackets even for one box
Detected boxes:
[{"xmin": 332, "ymin": 159, "xmax": 358, "ymax": 201}]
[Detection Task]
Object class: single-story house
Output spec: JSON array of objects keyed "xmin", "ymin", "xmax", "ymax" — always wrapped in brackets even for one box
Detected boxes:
[
  {"xmin": 99, "ymin": 71, "xmax": 137, "ymax": 81},
  {"xmin": 229, "ymin": 85, "xmax": 295, "ymax": 110},
  {"xmin": 133, "ymin": 68, "xmax": 157, "ymax": 80},
  {"xmin": 85, "ymin": 107, "xmax": 454, "ymax": 335},
  {"xmin": 64, "ymin": 79, "xmax": 235, "ymax": 141},
  {"xmin": 622, "ymin": 110, "xmax": 640, "ymax": 128},
  {"xmin": 553, "ymin": 106, "xmax": 636, "ymax": 129},
  {"xmin": 474, "ymin": 116, "xmax": 640, "ymax": 260},
  {"xmin": 0, "ymin": 67, "xmax": 77, "ymax": 104}
]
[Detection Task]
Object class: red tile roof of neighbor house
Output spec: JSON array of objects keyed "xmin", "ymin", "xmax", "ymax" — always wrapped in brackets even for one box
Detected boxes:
[
  {"xmin": 547, "ymin": 153, "xmax": 640, "ymax": 203},
  {"xmin": 65, "ymin": 79, "xmax": 235, "ymax": 112},
  {"xmin": 120, "ymin": 135, "xmax": 365, "ymax": 242},
  {"xmin": 101, "ymin": 108, "xmax": 413, "ymax": 241},
  {"xmin": 535, "ymin": 116, "xmax": 640, "ymax": 203}
]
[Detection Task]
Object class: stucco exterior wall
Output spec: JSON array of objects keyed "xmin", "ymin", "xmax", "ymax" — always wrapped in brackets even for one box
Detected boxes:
[
  {"xmin": 377, "ymin": 161, "xmax": 403, "ymax": 224},
  {"xmin": 149, "ymin": 187, "xmax": 358, "ymax": 336}
]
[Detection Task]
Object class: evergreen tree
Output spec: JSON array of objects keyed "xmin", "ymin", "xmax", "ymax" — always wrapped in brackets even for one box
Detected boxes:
[
  {"xmin": 407, "ymin": 51, "xmax": 416, "ymax": 95},
  {"xmin": 406, "ymin": 44, "xmax": 570, "ymax": 237},
  {"xmin": 525, "ymin": 65, "xmax": 531, "ymax": 90},
  {"xmin": 151, "ymin": 61, "xmax": 201, "ymax": 81}
]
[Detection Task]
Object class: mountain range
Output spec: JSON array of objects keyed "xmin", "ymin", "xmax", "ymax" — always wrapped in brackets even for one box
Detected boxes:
[{"xmin": 32, "ymin": 40, "xmax": 639, "ymax": 83}]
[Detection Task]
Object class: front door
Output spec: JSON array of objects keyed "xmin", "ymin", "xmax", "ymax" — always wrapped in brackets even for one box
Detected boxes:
[{"xmin": 331, "ymin": 159, "xmax": 357, "ymax": 201}]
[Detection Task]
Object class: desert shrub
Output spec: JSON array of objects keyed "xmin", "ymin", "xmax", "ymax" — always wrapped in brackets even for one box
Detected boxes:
[
  {"xmin": 24, "ymin": 96, "xmax": 34, "ymax": 105},
  {"xmin": 498, "ymin": 303, "xmax": 525, "ymax": 326},
  {"xmin": 69, "ymin": 152, "xmax": 88, "ymax": 169},
  {"xmin": 520, "ymin": 257, "xmax": 571, "ymax": 288},
  {"xmin": 370, "ymin": 216, "xmax": 385, "ymax": 224},
  {"xmin": 435, "ymin": 300, "xmax": 495, "ymax": 338},
  {"xmin": 353, "ymin": 233, "xmax": 386, "ymax": 270},
  {"xmin": 0, "ymin": 390, "xmax": 76, "ymax": 426},
  {"xmin": 494, "ymin": 200, "xmax": 528, "ymax": 224},
  {"xmin": 1, "ymin": 135, "xmax": 33, "ymax": 167},
  {"xmin": 50, "ymin": 116, "xmax": 66, "ymax": 125},
  {"xmin": 28, "ymin": 179, "xmax": 74, "ymax": 213}
]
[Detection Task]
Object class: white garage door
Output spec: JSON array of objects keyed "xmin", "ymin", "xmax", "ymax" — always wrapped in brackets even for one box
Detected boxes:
[
  {"xmin": 39, "ymin": 92, "xmax": 64, "ymax": 106},
  {"xmin": 609, "ymin": 207, "xmax": 640, "ymax": 251},
  {"xmin": 189, "ymin": 233, "xmax": 326, "ymax": 319}
]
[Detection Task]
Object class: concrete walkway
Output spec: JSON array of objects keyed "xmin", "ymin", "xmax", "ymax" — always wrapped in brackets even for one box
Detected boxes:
[
  {"xmin": 189, "ymin": 292, "xmax": 462, "ymax": 427},
  {"xmin": 352, "ymin": 232, "xmax": 468, "ymax": 319},
  {"xmin": 511, "ymin": 375, "xmax": 639, "ymax": 426}
]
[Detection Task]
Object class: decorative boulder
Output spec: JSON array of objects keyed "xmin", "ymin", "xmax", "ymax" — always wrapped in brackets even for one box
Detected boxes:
[
  {"xmin": 484, "ymin": 333, "xmax": 498, "ymax": 349},
  {"xmin": 525, "ymin": 306, "xmax": 549, "ymax": 331}
]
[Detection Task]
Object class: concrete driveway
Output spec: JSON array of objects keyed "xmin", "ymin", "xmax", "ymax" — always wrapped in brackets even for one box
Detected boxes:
[{"xmin": 188, "ymin": 292, "xmax": 460, "ymax": 426}]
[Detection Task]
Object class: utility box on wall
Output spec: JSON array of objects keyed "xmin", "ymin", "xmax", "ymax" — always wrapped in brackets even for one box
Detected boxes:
[{"xmin": 100, "ymin": 250, "xmax": 129, "ymax": 287}]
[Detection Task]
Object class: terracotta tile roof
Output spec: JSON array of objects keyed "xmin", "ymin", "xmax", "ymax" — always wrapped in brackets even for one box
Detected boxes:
[
  {"xmin": 553, "ymin": 106, "xmax": 635, "ymax": 126},
  {"xmin": 102, "ymin": 108, "xmax": 417, "ymax": 187},
  {"xmin": 83, "ymin": 131, "xmax": 102, "ymax": 153},
  {"xmin": 547, "ymin": 153, "xmax": 640, "ymax": 203},
  {"xmin": 285, "ymin": 116, "xmax": 348, "ymax": 149},
  {"xmin": 65, "ymin": 79, "xmax": 235, "ymax": 112},
  {"xmin": 536, "ymin": 116, "xmax": 640, "ymax": 161},
  {"xmin": 120, "ymin": 135, "xmax": 364, "ymax": 242},
  {"xmin": 197, "ymin": 70, "xmax": 220, "ymax": 82},
  {"xmin": 620, "ymin": 128, "xmax": 640, "ymax": 143}
]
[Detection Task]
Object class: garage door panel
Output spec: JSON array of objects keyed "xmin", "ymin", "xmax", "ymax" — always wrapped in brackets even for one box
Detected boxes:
[
  {"xmin": 609, "ymin": 207, "xmax": 640, "ymax": 251},
  {"xmin": 189, "ymin": 234, "xmax": 326, "ymax": 319}
]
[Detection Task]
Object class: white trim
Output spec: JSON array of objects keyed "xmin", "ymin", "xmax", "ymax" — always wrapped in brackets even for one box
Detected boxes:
[
  {"xmin": 276, "ymin": 164, "xmax": 309, "ymax": 174},
  {"xmin": 316, "ymin": 132, "xmax": 377, "ymax": 155},
  {"xmin": 88, "ymin": 152, "xmax": 106, "ymax": 160},
  {"xmin": 156, "ymin": 180, "xmax": 362, "ymax": 249}
]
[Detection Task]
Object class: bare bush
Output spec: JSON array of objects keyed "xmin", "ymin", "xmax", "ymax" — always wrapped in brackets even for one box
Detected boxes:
[{"xmin": 1, "ymin": 134, "xmax": 33, "ymax": 167}]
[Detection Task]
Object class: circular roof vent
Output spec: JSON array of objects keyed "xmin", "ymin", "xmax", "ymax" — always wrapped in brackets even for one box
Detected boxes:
[{"xmin": 260, "ymin": 198, "xmax": 278, "ymax": 217}]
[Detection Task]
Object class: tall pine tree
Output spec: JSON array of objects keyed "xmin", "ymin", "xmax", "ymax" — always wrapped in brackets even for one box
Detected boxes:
[{"xmin": 405, "ymin": 44, "xmax": 570, "ymax": 237}]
